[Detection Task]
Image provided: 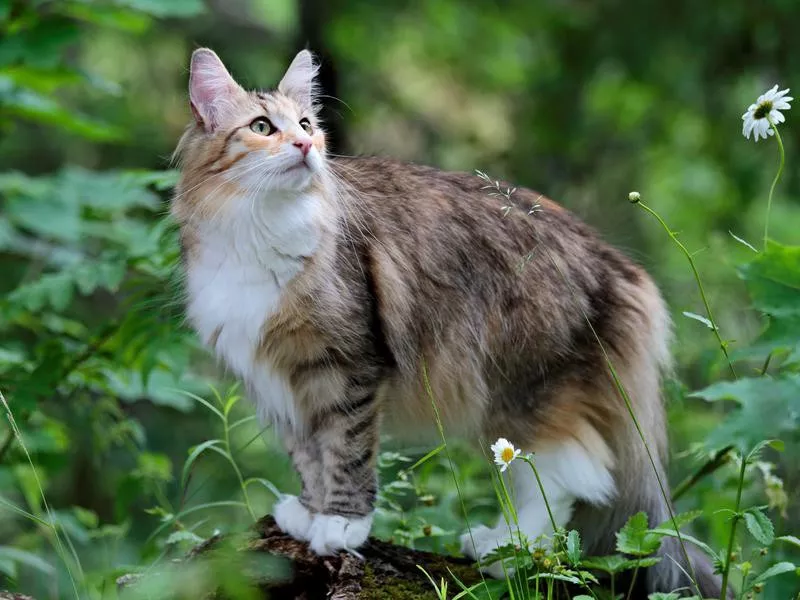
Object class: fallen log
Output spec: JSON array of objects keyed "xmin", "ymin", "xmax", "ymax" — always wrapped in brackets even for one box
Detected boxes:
[{"xmin": 121, "ymin": 516, "xmax": 484, "ymax": 600}]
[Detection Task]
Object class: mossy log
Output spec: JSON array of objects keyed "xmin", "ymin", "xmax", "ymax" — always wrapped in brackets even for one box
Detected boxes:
[
  {"xmin": 115, "ymin": 516, "xmax": 484, "ymax": 600},
  {"xmin": 242, "ymin": 516, "xmax": 483, "ymax": 599}
]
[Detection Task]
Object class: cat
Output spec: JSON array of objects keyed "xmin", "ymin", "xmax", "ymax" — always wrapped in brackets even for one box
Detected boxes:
[{"xmin": 172, "ymin": 48, "xmax": 725, "ymax": 597}]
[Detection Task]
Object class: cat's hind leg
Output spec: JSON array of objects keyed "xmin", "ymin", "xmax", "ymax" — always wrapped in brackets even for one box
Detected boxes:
[{"xmin": 461, "ymin": 438, "xmax": 615, "ymax": 576}]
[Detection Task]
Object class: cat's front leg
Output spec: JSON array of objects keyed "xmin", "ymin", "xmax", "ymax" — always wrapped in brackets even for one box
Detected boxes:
[
  {"xmin": 274, "ymin": 430, "xmax": 324, "ymax": 541},
  {"xmin": 307, "ymin": 393, "xmax": 380, "ymax": 556}
]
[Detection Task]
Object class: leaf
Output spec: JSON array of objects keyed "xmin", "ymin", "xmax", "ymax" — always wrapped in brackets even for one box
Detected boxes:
[
  {"xmin": 649, "ymin": 529, "xmax": 717, "ymax": 561},
  {"xmin": 243, "ymin": 478, "xmax": 281, "ymax": 499},
  {"xmin": 451, "ymin": 577, "xmax": 508, "ymax": 600},
  {"xmin": 682, "ymin": 311, "xmax": 716, "ymax": 330},
  {"xmin": 616, "ymin": 512, "xmax": 661, "ymax": 556},
  {"xmin": 777, "ymin": 535, "xmax": 800, "ymax": 549},
  {"xmin": 165, "ymin": 530, "xmax": 204, "ymax": 546},
  {"xmin": 739, "ymin": 242, "xmax": 800, "ymax": 318},
  {"xmin": 0, "ymin": 546, "xmax": 55, "ymax": 576},
  {"xmin": 648, "ymin": 593, "xmax": 682, "ymax": 600},
  {"xmin": 743, "ymin": 508, "xmax": 774, "ymax": 545},
  {"xmin": 0, "ymin": 76, "xmax": 123, "ymax": 140},
  {"xmin": 690, "ymin": 375, "xmax": 800, "ymax": 450},
  {"xmin": 655, "ymin": 510, "xmax": 703, "ymax": 533},
  {"xmin": 566, "ymin": 529, "xmax": 582, "ymax": 565},
  {"xmin": 181, "ymin": 439, "xmax": 225, "ymax": 491},
  {"xmin": 114, "ymin": 0, "xmax": 206, "ymax": 17},
  {"xmin": 752, "ymin": 561, "xmax": 797, "ymax": 585},
  {"xmin": 581, "ymin": 554, "xmax": 636, "ymax": 574},
  {"xmin": 58, "ymin": 3, "xmax": 152, "ymax": 33}
]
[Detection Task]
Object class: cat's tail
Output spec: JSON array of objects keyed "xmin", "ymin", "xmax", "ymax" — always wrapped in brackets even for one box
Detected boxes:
[{"xmin": 570, "ymin": 270, "xmax": 729, "ymax": 598}]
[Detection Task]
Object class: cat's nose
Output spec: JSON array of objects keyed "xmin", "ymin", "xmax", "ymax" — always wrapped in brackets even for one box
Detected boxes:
[{"xmin": 293, "ymin": 139, "xmax": 312, "ymax": 157}]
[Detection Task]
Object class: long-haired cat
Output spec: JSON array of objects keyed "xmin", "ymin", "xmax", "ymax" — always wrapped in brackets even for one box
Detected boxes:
[{"xmin": 172, "ymin": 48, "xmax": 724, "ymax": 597}]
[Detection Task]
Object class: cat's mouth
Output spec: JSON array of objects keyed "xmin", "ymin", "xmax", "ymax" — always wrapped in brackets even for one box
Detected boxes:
[{"xmin": 283, "ymin": 159, "xmax": 310, "ymax": 173}]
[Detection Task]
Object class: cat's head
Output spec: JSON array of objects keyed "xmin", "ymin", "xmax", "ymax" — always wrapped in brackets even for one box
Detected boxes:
[{"xmin": 173, "ymin": 48, "xmax": 326, "ymax": 218}]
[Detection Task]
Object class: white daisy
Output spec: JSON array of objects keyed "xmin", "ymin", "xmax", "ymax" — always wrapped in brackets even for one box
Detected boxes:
[
  {"xmin": 742, "ymin": 85, "xmax": 792, "ymax": 142},
  {"xmin": 491, "ymin": 437, "xmax": 521, "ymax": 472}
]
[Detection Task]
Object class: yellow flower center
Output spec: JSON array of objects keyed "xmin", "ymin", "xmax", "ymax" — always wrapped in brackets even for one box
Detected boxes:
[{"xmin": 501, "ymin": 447, "xmax": 515, "ymax": 463}]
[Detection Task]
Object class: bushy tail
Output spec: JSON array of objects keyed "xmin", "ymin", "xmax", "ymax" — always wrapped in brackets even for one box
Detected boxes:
[{"xmin": 571, "ymin": 273, "xmax": 730, "ymax": 598}]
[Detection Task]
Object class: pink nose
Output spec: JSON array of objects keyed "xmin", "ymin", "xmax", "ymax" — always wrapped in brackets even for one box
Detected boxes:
[{"xmin": 293, "ymin": 139, "xmax": 312, "ymax": 157}]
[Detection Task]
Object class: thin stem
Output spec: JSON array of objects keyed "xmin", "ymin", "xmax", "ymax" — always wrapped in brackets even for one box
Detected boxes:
[
  {"xmin": 223, "ymin": 404, "xmax": 256, "ymax": 522},
  {"xmin": 522, "ymin": 455, "xmax": 600, "ymax": 600},
  {"xmin": 626, "ymin": 561, "xmax": 640, "ymax": 600},
  {"xmin": 422, "ymin": 365, "xmax": 490, "ymax": 594},
  {"xmin": 671, "ymin": 444, "xmax": 734, "ymax": 502},
  {"xmin": 521, "ymin": 456, "xmax": 558, "ymax": 535},
  {"xmin": 719, "ymin": 455, "xmax": 747, "ymax": 599},
  {"xmin": 636, "ymin": 200, "xmax": 738, "ymax": 379},
  {"xmin": 0, "ymin": 427, "xmax": 14, "ymax": 463},
  {"xmin": 763, "ymin": 115, "xmax": 785, "ymax": 250}
]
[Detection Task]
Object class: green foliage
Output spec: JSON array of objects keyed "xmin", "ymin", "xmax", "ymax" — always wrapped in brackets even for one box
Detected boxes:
[
  {"xmin": 2, "ymin": 1, "xmax": 800, "ymax": 599},
  {"xmin": 615, "ymin": 512, "xmax": 662, "ymax": 557}
]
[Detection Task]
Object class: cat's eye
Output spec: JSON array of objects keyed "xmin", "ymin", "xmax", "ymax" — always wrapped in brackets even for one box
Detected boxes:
[
  {"xmin": 250, "ymin": 117, "xmax": 276, "ymax": 136},
  {"xmin": 299, "ymin": 117, "xmax": 313, "ymax": 134}
]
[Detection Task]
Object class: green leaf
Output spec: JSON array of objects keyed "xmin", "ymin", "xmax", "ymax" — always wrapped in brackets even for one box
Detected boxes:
[
  {"xmin": 690, "ymin": 375, "xmax": 800, "ymax": 450},
  {"xmin": 0, "ymin": 546, "xmax": 55, "ymax": 576},
  {"xmin": 649, "ymin": 529, "xmax": 717, "ymax": 561},
  {"xmin": 165, "ymin": 530, "xmax": 204, "ymax": 546},
  {"xmin": 616, "ymin": 512, "xmax": 661, "ymax": 556},
  {"xmin": 451, "ymin": 577, "xmax": 508, "ymax": 600},
  {"xmin": 752, "ymin": 561, "xmax": 797, "ymax": 585},
  {"xmin": 739, "ymin": 242, "xmax": 800, "ymax": 318},
  {"xmin": 58, "ymin": 3, "xmax": 153, "ymax": 33},
  {"xmin": 0, "ymin": 76, "xmax": 123, "ymax": 140},
  {"xmin": 114, "ymin": 0, "xmax": 206, "ymax": 17},
  {"xmin": 648, "ymin": 593, "xmax": 682, "ymax": 600},
  {"xmin": 682, "ymin": 311, "xmax": 716, "ymax": 330},
  {"xmin": 181, "ymin": 439, "xmax": 224, "ymax": 491},
  {"xmin": 743, "ymin": 508, "xmax": 774, "ymax": 545},
  {"xmin": 566, "ymin": 529, "xmax": 582, "ymax": 565},
  {"xmin": 581, "ymin": 554, "xmax": 638, "ymax": 574},
  {"xmin": 777, "ymin": 535, "xmax": 800, "ymax": 549},
  {"xmin": 655, "ymin": 510, "xmax": 703, "ymax": 533}
]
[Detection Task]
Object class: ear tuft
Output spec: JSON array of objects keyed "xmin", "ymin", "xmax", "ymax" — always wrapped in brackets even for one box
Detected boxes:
[
  {"xmin": 189, "ymin": 48, "xmax": 242, "ymax": 131},
  {"xmin": 278, "ymin": 50, "xmax": 319, "ymax": 109}
]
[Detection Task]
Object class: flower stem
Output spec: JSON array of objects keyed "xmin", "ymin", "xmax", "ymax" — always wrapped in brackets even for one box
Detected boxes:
[
  {"xmin": 719, "ymin": 455, "xmax": 747, "ymax": 599},
  {"xmin": 763, "ymin": 115, "xmax": 785, "ymax": 250},
  {"xmin": 635, "ymin": 200, "xmax": 737, "ymax": 380}
]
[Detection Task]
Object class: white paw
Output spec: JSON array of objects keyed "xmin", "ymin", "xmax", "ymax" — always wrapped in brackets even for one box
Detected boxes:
[
  {"xmin": 274, "ymin": 495, "xmax": 315, "ymax": 541},
  {"xmin": 308, "ymin": 513, "xmax": 373, "ymax": 556},
  {"xmin": 460, "ymin": 525, "xmax": 515, "ymax": 578}
]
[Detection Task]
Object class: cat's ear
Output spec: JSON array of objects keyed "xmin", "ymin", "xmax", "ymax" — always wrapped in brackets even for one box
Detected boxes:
[
  {"xmin": 278, "ymin": 50, "xmax": 318, "ymax": 110},
  {"xmin": 189, "ymin": 48, "xmax": 243, "ymax": 131}
]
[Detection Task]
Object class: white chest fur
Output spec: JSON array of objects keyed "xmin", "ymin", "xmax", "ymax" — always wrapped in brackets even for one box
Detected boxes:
[{"xmin": 185, "ymin": 193, "xmax": 322, "ymax": 427}]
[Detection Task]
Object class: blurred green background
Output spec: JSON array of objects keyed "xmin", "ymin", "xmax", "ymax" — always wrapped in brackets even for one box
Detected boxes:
[{"xmin": 1, "ymin": 0, "xmax": 799, "ymax": 598}]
